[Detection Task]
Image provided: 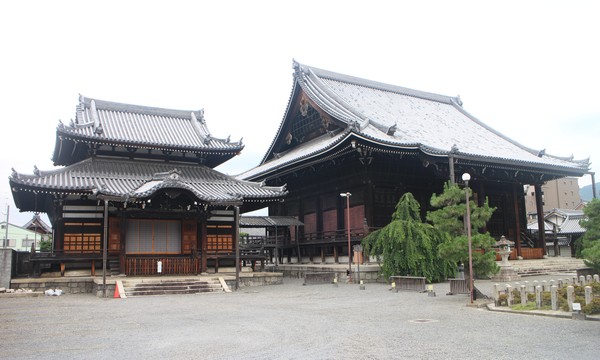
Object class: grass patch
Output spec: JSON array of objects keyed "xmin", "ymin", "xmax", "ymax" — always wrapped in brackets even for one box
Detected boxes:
[
  {"xmin": 510, "ymin": 302, "xmax": 552, "ymax": 311},
  {"xmin": 510, "ymin": 302, "xmax": 537, "ymax": 311}
]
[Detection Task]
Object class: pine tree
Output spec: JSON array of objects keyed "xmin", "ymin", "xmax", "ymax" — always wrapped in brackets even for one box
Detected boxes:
[
  {"xmin": 580, "ymin": 198, "xmax": 600, "ymax": 272},
  {"xmin": 427, "ymin": 182, "xmax": 499, "ymax": 278},
  {"xmin": 362, "ymin": 193, "xmax": 454, "ymax": 282}
]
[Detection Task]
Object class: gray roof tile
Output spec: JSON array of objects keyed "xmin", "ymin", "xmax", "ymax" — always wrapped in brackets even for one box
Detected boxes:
[
  {"xmin": 59, "ymin": 95, "xmax": 243, "ymax": 152},
  {"xmin": 10, "ymin": 157, "xmax": 286, "ymax": 204},
  {"xmin": 241, "ymin": 61, "xmax": 590, "ymax": 180}
]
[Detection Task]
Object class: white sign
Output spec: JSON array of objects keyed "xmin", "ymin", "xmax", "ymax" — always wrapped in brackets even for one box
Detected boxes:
[
  {"xmin": 572, "ymin": 303, "xmax": 581, "ymax": 311},
  {"xmin": 157, "ymin": 261, "xmax": 162, "ymax": 273}
]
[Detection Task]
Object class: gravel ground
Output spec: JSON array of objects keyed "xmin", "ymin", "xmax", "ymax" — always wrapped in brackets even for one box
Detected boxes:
[{"xmin": 1, "ymin": 276, "xmax": 599, "ymax": 360}]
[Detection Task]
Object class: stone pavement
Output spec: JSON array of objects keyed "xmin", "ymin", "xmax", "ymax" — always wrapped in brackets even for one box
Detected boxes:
[{"xmin": 1, "ymin": 277, "xmax": 599, "ymax": 360}]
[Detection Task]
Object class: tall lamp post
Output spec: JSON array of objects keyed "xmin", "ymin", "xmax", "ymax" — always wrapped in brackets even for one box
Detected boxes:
[
  {"xmin": 462, "ymin": 173, "xmax": 474, "ymax": 304},
  {"xmin": 340, "ymin": 192, "xmax": 352, "ymax": 283}
]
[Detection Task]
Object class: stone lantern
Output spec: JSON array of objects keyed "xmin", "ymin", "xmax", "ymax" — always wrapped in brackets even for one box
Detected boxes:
[{"xmin": 492, "ymin": 235, "xmax": 520, "ymax": 281}]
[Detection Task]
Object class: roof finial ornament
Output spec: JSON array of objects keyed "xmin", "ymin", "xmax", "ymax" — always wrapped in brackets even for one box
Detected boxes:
[
  {"xmin": 538, "ymin": 149, "xmax": 546, "ymax": 157},
  {"xmin": 455, "ymin": 95, "xmax": 463, "ymax": 107},
  {"xmin": 95, "ymin": 122, "xmax": 104, "ymax": 135},
  {"xmin": 387, "ymin": 124, "xmax": 397, "ymax": 136},
  {"xmin": 203, "ymin": 134, "xmax": 212, "ymax": 145},
  {"xmin": 451, "ymin": 144, "xmax": 459, "ymax": 154},
  {"xmin": 192, "ymin": 110, "xmax": 206, "ymax": 124},
  {"xmin": 69, "ymin": 119, "xmax": 75, "ymax": 127},
  {"xmin": 33, "ymin": 165, "xmax": 40, "ymax": 176}
]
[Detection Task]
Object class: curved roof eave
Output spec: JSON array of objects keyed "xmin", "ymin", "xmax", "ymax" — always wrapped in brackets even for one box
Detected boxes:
[{"xmin": 55, "ymin": 127, "xmax": 244, "ymax": 153}]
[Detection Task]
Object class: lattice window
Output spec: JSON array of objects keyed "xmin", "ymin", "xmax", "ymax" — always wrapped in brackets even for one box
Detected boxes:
[
  {"xmin": 207, "ymin": 224, "xmax": 233, "ymax": 253},
  {"xmin": 63, "ymin": 222, "xmax": 102, "ymax": 253}
]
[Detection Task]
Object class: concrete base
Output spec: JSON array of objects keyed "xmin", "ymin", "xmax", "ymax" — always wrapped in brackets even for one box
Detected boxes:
[{"xmin": 492, "ymin": 265, "xmax": 520, "ymax": 282}]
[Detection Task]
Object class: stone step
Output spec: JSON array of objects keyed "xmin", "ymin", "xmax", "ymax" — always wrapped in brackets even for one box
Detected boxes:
[
  {"xmin": 122, "ymin": 279, "xmax": 223, "ymax": 297},
  {"xmin": 504, "ymin": 258, "xmax": 586, "ymax": 276}
]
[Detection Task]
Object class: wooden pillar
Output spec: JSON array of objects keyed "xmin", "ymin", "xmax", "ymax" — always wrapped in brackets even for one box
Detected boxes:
[
  {"xmin": 364, "ymin": 183, "xmax": 374, "ymax": 235},
  {"xmin": 102, "ymin": 200, "xmax": 108, "ymax": 298},
  {"xmin": 534, "ymin": 184, "xmax": 546, "ymax": 253},
  {"xmin": 234, "ymin": 205, "xmax": 240, "ymax": 290},
  {"xmin": 200, "ymin": 218, "xmax": 207, "ymax": 273},
  {"xmin": 54, "ymin": 220, "xmax": 64, "ymax": 253},
  {"xmin": 512, "ymin": 184, "xmax": 522, "ymax": 258},
  {"xmin": 119, "ymin": 215, "xmax": 127, "ymax": 275}
]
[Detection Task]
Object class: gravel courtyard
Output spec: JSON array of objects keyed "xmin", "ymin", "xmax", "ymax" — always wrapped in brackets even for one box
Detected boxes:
[{"xmin": 1, "ymin": 277, "xmax": 598, "ymax": 360}]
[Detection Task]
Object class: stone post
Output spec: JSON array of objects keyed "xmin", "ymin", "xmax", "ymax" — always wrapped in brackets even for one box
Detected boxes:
[
  {"xmin": 594, "ymin": 274, "xmax": 600, "ymax": 283},
  {"xmin": 535, "ymin": 285, "xmax": 542, "ymax": 309},
  {"xmin": 551, "ymin": 285, "xmax": 558, "ymax": 311},
  {"xmin": 542, "ymin": 280, "xmax": 548, "ymax": 291},
  {"xmin": 586, "ymin": 275, "xmax": 592, "ymax": 284},
  {"xmin": 579, "ymin": 275, "xmax": 586, "ymax": 285},
  {"xmin": 567, "ymin": 285, "xmax": 575, "ymax": 311},
  {"xmin": 573, "ymin": 277, "xmax": 578, "ymax": 285},
  {"xmin": 520, "ymin": 285, "xmax": 527, "ymax": 306},
  {"xmin": 506, "ymin": 285, "xmax": 513, "ymax": 306},
  {"xmin": 585, "ymin": 286, "xmax": 593, "ymax": 305},
  {"xmin": 494, "ymin": 283, "xmax": 501, "ymax": 305},
  {"xmin": 532, "ymin": 280, "xmax": 538, "ymax": 293},
  {"xmin": 557, "ymin": 279, "xmax": 563, "ymax": 288}
]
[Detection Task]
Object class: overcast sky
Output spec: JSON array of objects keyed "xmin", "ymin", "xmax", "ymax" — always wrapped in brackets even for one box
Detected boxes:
[{"xmin": 1, "ymin": 1, "xmax": 598, "ymax": 226}]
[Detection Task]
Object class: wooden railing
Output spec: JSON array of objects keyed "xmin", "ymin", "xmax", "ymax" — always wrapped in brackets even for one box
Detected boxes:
[
  {"xmin": 126, "ymin": 256, "xmax": 200, "ymax": 276},
  {"xmin": 520, "ymin": 247, "xmax": 545, "ymax": 259}
]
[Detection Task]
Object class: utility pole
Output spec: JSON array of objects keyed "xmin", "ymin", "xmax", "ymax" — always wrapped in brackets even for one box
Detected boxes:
[{"xmin": 3, "ymin": 204, "xmax": 8, "ymax": 248}]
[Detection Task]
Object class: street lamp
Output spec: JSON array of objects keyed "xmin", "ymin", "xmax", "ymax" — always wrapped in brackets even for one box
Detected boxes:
[
  {"xmin": 462, "ymin": 173, "xmax": 474, "ymax": 304},
  {"xmin": 340, "ymin": 192, "xmax": 352, "ymax": 283}
]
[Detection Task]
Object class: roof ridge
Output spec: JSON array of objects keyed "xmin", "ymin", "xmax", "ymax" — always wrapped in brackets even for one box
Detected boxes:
[
  {"xmin": 297, "ymin": 62, "xmax": 456, "ymax": 104},
  {"xmin": 80, "ymin": 95, "xmax": 204, "ymax": 119}
]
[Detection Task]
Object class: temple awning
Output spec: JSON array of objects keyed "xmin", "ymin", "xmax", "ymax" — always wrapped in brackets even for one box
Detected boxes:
[{"xmin": 10, "ymin": 157, "xmax": 287, "ymax": 212}]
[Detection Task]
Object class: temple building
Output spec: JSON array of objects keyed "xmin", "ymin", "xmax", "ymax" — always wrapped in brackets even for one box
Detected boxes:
[
  {"xmin": 239, "ymin": 61, "xmax": 591, "ymax": 263},
  {"xmin": 9, "ymin": 96, "xmax": 286, "ymax": 276}
]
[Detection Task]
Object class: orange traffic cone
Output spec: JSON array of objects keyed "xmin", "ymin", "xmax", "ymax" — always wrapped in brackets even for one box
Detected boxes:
[{"xmin": 113, "ymin": 282, "xmax": 120, "ymax": 298}]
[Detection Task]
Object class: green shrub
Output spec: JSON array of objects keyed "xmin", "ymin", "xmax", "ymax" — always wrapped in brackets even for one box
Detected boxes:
[
  {"xmin": 583, "ymin": 298, "xmax": 600, "ymax": 315},
  {"xmin": 497, "ymin": 293, "xmax": 508, "ymax": 306}
]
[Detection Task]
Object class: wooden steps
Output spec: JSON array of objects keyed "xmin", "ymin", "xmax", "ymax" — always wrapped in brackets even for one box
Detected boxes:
[{"xmin": 121, "ymin": 278, "xmax": 224, "ymax": 297}]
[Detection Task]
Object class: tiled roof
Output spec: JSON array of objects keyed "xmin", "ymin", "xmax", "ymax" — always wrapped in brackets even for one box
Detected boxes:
[
  {"xmin": 22, "ymin": 214, "xmax": 52, "ymax": 233},
  {"xmin": 527, "ymin": 208, "xmax": 586, "ymax": 235},
  {"xmin": 241, "ymin": 61, "xmax": 589, "ymax": 180},
  {"xmin": 10, "ymin": 157, "xmax": 286, "ymax": 204},
  {"xmin": 53, "ymin": 95, "xmax": 243, "ymax": 164},
  {"xmin": 240, "ymin": 216, "xmax": 304, "ymax": 227}
]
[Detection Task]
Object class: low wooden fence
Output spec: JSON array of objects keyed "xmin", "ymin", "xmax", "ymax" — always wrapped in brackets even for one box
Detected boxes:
[
  {"xmin": 126, "ymin": 257, "xmax": 199, "ymax": 276},
  {"xmin": 494, "ymin": 248, "xmax": 545, "ymax": 260},
  {"xmin": 390, "ymin": 276, "xmax": 427, "ymax": 292},
  {"xmin": 448, "ymin": 278, "xmax": 470, "ymax": 294},
  {"xmin": 519, "ymin": 248, "xmax": 545, "ymax": 259}
]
